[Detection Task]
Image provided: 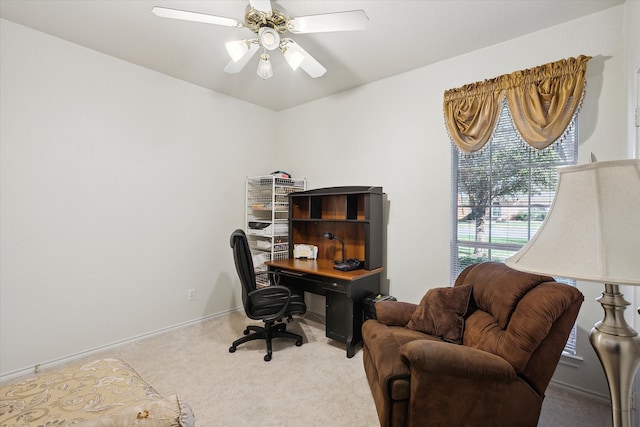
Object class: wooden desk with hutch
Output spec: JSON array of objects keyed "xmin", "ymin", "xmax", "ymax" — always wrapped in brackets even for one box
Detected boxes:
[{"xmin": 266, "ymin": 186, "xmax": 384, "ymax": 358}]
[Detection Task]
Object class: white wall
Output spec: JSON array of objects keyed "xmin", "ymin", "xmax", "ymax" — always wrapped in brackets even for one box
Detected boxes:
[
  {"xmin": 623, "ymin": 0, "xmax": 640, "ymax": 420},
  {"xmin": 625, "ymin": 0, "xmax": 640, "ymax": 330},
  {"xmin": 625, "ymin": 0, "xmax": 640, "ymax": 161},
  {"xmin": 277, "ymin": 6, "xmax": 630, "ymax": 398},
  {"xmin": 0, "ymin": 19, "xmax": 276, "ymax": 375},
  {"xmin": 1, "ymin": 3, "xmax": 636, "ymax": 399}
]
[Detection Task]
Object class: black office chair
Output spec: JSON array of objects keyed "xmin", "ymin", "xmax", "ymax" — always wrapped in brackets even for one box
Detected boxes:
[{"xmin": 229, "ymin": 229, "xmax": 306, "ymax": 361}]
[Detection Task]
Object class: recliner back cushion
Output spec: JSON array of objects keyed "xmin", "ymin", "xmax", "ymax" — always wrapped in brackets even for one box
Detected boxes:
[
  {"xmin": 455, "ymin": 262, "xmax": 569, "ymax": 373},
  {"xmin": 457, "ymin": 262, "xmax": 551, "ymax": 329}
]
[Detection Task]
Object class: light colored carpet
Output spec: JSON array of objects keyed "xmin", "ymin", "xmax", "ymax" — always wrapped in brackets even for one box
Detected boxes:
[
  {"xmin": 21, "ymin": 311, "xmax": 613, "ymax": 426},
  {"xmin": 91, "ymin": 311, "xmax": 377, "ymax": 426}
]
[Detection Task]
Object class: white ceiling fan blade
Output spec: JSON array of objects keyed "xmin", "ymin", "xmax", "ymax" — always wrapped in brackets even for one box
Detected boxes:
[
  {"xmin": 288, "ymin": 10, "xmax": 368, "ymax": 34},
  {"xmin": 224, "ymin": 43, "xmax": 259, "ymax": 73},
  {"xmin": 152, "ymin": 6, "xmax": 242, "ymax": 28},
  {"xmin": 249, "ymin": 0, "xmax": 272, "ymax": 14},
  {"xmin": 284, "ymin": 40, "xmax": 327, "ymax": 78}
]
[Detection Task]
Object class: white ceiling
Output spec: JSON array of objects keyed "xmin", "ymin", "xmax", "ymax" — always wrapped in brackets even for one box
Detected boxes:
[{"xmin": 0, "ymin": 0, "xmax": 624, "ymax": 111}]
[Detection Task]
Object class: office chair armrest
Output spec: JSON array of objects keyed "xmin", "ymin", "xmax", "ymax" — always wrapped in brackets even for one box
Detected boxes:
[
  {"xmin": 255, "ymin": 270, "xmax": 281, "ymax": 286},
  {"xmin": 248, "ymin": 285, "xmax": 292, "ymax": 322}
]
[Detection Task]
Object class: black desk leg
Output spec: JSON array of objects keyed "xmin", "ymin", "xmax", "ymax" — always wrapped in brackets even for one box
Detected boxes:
[{"xmin": 345, "ymin": 302, "xmax": 356, "ymax": 358}]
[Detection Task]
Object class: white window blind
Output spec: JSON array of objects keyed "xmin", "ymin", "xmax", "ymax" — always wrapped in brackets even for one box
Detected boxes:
[{"xmin": 450, "ymin": 99, "xmax": 578, "ymax": 354}]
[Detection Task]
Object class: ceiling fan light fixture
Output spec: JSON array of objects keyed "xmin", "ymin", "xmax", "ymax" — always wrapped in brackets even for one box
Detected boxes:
[
  {"xmin": 256, "ymin": 53, "xmax": 273, "ymax": 79},
  {"xmin": 225, "ymin": 40, "xmax": 249, "ymax": 62},
  {"xmin": 283, "ymin": 48, "xmax": 304, "ymax": 71},
  {"xmin": 258, "ymin": 27, "xmax": 280, "ymax": 50},
  {"xmin": 153, "ymin": 3, "xmax": 368, "ymax": 79}
]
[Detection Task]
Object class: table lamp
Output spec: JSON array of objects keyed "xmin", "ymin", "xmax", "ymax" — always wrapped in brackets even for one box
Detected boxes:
[
  {"xmin": 324, "ymin": 231, "xmax": 345, "ymax": 263},
  {"xmin": 505, "ymin": 158, "xmax": 640, "ymax": 427}
]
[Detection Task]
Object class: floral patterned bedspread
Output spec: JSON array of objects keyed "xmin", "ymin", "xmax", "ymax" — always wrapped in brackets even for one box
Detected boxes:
[{"xmin": 0, "ymin": 358, "xmax": 194, "ymax": 426}]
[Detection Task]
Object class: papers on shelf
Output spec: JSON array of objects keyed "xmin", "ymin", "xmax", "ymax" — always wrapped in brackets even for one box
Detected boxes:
[{"xmin": 247, "ymin": 222, "xmax": 288, "ymax": 236}]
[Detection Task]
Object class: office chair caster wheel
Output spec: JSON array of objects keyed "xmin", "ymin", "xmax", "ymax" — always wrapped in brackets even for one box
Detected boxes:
[
  {"xmin": 296, "ymin": 340, "xmax": 302, "ymax": 346},
  {"xmin": 264, "ymin": 353, "xmax": 272, "ymax": 362},
  {"xmin": 229, "ymin": 346, "xmax": 236, "ymax": 353}
]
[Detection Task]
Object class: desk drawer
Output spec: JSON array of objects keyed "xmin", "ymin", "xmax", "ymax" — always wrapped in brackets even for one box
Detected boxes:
[
  {"xmin": 277, "ymin": 270, "xmax": 327, "ymax": 295},
  {"xmin": 323, "ymin": 281, "xmax": 347, "ymax": 294},
  {"xmin": 277, "ymin": 270, "xmax": 349, "ymax": 295}
]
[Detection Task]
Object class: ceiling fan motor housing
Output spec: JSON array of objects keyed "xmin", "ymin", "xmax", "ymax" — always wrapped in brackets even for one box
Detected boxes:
[
  {"xmin": 244, "ymin": 5, "xmax": 289, "ymax": 35},
  {"xmin": 258, "ymin": 27, "xmax": 280, "ymax": 50}
]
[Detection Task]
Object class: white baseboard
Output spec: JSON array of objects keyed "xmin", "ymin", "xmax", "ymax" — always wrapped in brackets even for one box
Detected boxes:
[
  {"xmin": 0, "ymin": 308, "xmax": 240, "ymax": 383},
  {"xmin": 549, "ymin": 378, "xmax": 611, "ymax": 403}
]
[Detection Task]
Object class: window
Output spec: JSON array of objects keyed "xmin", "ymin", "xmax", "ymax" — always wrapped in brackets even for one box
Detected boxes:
[{"xmin": 451, "ymin": 99, "xmax": 578, "ymax": 354}]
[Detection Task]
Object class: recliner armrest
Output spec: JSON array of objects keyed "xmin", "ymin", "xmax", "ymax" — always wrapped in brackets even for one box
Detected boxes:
[
  {"xmin": 401, "ymin": 340, "xmax": 516, "ymax": 382},
  {"xmin": 375, "ymin": 301, "xmax": 417, "ymax": 326}
]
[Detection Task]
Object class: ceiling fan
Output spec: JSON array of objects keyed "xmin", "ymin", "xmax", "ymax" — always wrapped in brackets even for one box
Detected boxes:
[{"xmin": 152, "ymin": 0, "xmax": 368, "ymax": 80}]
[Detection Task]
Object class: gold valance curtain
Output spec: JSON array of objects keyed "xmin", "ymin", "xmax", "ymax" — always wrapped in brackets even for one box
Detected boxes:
[{"xmin": 443, "ymin": 55, "xmax": 591, "ymax": 153}]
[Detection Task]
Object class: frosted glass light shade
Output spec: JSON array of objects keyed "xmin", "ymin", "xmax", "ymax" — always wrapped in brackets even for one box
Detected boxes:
[
  {"xmin": 256, "ymin": 53, "xmax": 273, "ymax": 80},
  {"xmin": 225, "ymin": 40, "xmax": 249, "ymax": 62},
  {"xmin": 506, "ymin": 159, "xmax": 640, "ymax": 285},
  {"xmin": 284, "ymin": 48, "xmax": 304, "ymax": 70}
]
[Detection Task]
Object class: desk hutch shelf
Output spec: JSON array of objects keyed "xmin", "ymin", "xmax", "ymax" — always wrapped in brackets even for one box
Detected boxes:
[{"xmin": 288, "ymin": 186, "xmax": 383, "ymax": 270}]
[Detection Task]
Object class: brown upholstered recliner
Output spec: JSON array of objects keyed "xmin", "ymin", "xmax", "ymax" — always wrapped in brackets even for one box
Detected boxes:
[{"xmin": 362, "ymin": 262, "xmax": 584, "ymax": 427}]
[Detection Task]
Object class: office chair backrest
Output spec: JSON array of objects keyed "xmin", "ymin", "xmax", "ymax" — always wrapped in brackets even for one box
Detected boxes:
[{"xmin": 230, "ymin": 229, "xmax": 257, "ymax": 311}]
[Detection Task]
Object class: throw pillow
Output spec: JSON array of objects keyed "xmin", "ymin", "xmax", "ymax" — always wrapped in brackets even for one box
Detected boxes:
[{"xmin": 406, "ymin": 284, "xmax": 472, "ymax": 344}]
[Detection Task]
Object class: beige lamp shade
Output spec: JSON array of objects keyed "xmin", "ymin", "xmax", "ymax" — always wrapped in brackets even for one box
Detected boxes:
[{"xmin": 505, "ymin": 159, "xmax": 640, "ymax": 285}]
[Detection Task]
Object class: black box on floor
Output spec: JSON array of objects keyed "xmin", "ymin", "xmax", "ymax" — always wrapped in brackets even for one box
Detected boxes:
[{"xmin": 363, "ymin": 294, "xmax": 397, "ymax": 321}]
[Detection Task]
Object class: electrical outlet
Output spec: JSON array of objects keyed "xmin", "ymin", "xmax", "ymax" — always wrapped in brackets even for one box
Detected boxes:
[{"xmin": 187, "ymin": 289, "xmax": 196, "ymax": 301}]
